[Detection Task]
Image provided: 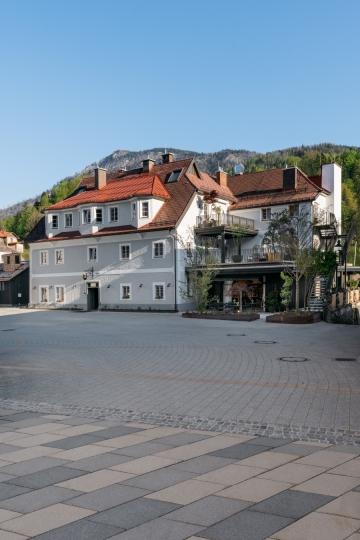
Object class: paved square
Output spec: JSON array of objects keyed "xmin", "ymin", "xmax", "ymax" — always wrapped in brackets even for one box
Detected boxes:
[{"xmin": 0, "ymin": 309, "xmax": 359, "ymax": 538}]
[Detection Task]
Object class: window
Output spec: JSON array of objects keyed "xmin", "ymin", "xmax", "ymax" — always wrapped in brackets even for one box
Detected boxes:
[
  {"xmin": 15, "ymin": 255, "xmax": 20, "ymax": 264},
  {"xmin": 55, "ymin": 249, "xmax": 64, "ymax": 265},
  {"xmin": 289, "ymin": 204, "xmax": 299, "ymax": 217},
  {"xmin": 51, "ymin": 215, "xmax": 59, "ymax": 229},
  {"xmin": 153, "ymin": 241, "xmax": 165, "ymax": 258},
  {"xmin": 110, "ymin": 207, "xmax": 118, "ymax": 222},
  {"xmin": 83, "ymin": 208, "xmax": 91, "ymax": 224},
  {"xmin": 120, "ymin": 244, "xmax": 131, "ymax": 260},
  {"xmin": 39, "ymin": 286, "xmax": 49, "ymax": 303},
  {"xmin": 6, "ymin": 256, "xmax": 10, "ymax": 264},
  {"xmin": 165, "ymin": 169, "xmax": 181, "ymax": 183},
  {"xmin": 261, "ymin": 207, "xmax": 271, "ymax": 221},
  {"xmin": 95, "ymin": 208, "xmax": 103, "ymax": 223},
  {"xmin": 0, "ymin": 282, "xmax": 5, "ymax": 292},
  {"xmin": 88, "ymin": 246, "xmax": 97, "ymax": 262},
  {"xmin": 153, "ymin": 283, "xmax": 165, "ymax": 300},
  {"xmin": 121, "ymin": 284, "xmax": 131, "ymax": 300},
  {"xmin": 40, "ymin": 250, "xmax": 48, "ymax": 265},
  {"xmin": 55, "ymin": 286, "xmax": 65, "ymax": 303},
  {"xmin": 65, "ymin": 213, "xmax": 73, "ymax": 227},
  {"xmin": 141, "ymin": 201, "xmax": 149, "ymax": 218},
  {"xmin": 131, "ymin": 202, "xmax": 137, "ymax": 220}
]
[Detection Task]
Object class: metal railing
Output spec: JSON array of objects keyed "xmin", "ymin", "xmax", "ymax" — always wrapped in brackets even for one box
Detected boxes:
[
  {"xmin": 313, "ymin": 209, "xmax": 336, "ymax": 227},
  {"xmin": 195, "ymin": 214, "xmax": 255, "ymax": 231},
  {"xmin": 191, "ymin": 246, "xmax": 287, "ymax": 265}
]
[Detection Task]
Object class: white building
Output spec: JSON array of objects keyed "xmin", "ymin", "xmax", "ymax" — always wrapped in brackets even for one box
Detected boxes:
[{"xmin": 28, "ymin": 156, "xmax": 341, "ymax": 311}]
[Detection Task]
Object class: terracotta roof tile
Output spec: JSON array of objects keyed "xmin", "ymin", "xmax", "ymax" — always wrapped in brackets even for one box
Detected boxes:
[
  {"xmin": 48, "ymin": 174, "xmax": 170, "ymax": 210},
  {"xmin": 231, "ymin": 189, "xmax": 320, "ymax": 210},
  {"xmin": 186, "ymin": 172, "xmax": 237, "ymax": 202}
]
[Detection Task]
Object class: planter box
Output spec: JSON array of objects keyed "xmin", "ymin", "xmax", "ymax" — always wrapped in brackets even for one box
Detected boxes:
[
  {"xmin": 266, "ymin": 312, "xmax": 322, "ymax": 324},
  {"xmin": 183, "ymin": 312, "xmax": 260, "ymax": 321}
]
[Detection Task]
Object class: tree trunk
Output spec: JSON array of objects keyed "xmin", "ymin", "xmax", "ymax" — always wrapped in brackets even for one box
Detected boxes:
[{"xmin": 295, "ymin": 276, "xmax": 300, "ymax": 311}]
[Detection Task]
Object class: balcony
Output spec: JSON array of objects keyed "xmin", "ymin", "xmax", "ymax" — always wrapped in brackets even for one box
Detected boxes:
[
  {"xmin": 190, "ymin": 245, "xmax": 290, "ymax": 267},
  {"xmin": 195, "ymin": 214, "xmax": 257, "ymax": 237}
]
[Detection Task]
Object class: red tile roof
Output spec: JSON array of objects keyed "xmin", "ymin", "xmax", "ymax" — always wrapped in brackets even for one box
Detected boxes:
[
  {"xmin": 48, "ymin": 174, "xmax": 170, "ymax": 210},
  {"xmin": 230, "ymin": 189, "xmax": 320, "ymax": 210},
  {"xmin": 0, "ymin": 230, "xmax": 18, "ymax": 239},
  {"xmin": 186, "ymin": 172, "xmax": 237, "ymax": 202}
]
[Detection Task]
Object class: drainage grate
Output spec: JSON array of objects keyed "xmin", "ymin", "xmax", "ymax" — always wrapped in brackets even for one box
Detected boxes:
[
  {"xmin": 334, "ymin": 357, "xmax": 357, "ymax": 362},
  {"xmin": 278, "ymin": 356, "xmax": 310, "ymax": 362},
  {"xmin": 227, "ymin": 333, "xmax": 246, "ymax": 337},
  {"xmin": 254, "ymin": 340, "xmax": 277, "ymax": 344},
  {"xmin": 1, "ymin": 329, "xmax": 15, "ymax": 332}
]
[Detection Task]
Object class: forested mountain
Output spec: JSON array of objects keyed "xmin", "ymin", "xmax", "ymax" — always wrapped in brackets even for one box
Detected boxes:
[{"xmin": 1, "ymin": 143, "xmax": 359, "ymax": 263}]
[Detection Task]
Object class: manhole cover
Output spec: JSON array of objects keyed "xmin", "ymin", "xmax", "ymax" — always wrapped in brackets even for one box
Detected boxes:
[
  {"xmin": 1, "ymin": 329, "xmax": 15, "ymax": 332},
  {"xmin": 254, "ymin": 340, "xmax": 277, "ymax": 344},
  {"xmin": 227, "ymin": 333, "xmax": 246, "ymax": 337},
  {"xmin": 334, "ymin": 357, "xmax": 357, "ymax": 362},
  {"xmin": 278, "ymin": 356, "xmax": 310, "ymax": 362}
]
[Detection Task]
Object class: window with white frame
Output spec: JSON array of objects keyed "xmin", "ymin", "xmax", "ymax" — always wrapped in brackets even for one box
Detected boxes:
[
  {"xmin": 153, "ymin": 282, "xmax": 165, "ymax": 300},
  {"xmin": 88, "ymin": 246, "xmax": 98, "ymax": 262},
  {"xmin": 82, "ymin": 208, "xmax": 91, "ymax": 224},
  {"xmin": 141, "ymin": 201, "xmax": 149, "ymax": 218},
  {"xmin": 131, "ymin": 202, "xmax": 137, "ymax": 220},
  {"xmin": 110, "ymin": 207, "xmax": 118, "ymax": 222},
  {"xmin": 65, "ymin": 213, "xmax": 73, "ymax": 227},
  {"xmin": 95, "ymin": 208, "xmax": 103, "ymax": 223},
  {"xmin": 40, "ymin": 250, "xmax": 48, "ymax": 265},
  {"xmin": 55, "ymin": 286, "xmax": 65, "ymax": 303},
  {"xmin": 39, "ymin": 286, "xmax": 49, "ymax": 303},
  {"xmin": 51, "ymin": 215, "xmax": 59, "ymax": 229},
  {"xmin": 289, "ymin": 204, "xmax": 299, "ymax": 217},
  {"xmin": 261, "ymin": 207, "xmax": 272, "ymax": 221},
  {"xmin": 120, "ymin": 284, "xmax": 131, "ymax": 300},
  {"xmin": 120, "ymin": 244, "xmax": 131, "ymax": 260},
  {"xmin": 153, "ymin": 241, "xmax": 165, "ymax": 258},
  {"xmin": 55, "ymin": 249, "xmax": 64, "ymax": 265}
]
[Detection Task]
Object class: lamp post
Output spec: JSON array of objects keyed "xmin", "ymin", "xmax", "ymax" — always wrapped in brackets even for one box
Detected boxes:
[{"xmin": 334, "ymin": 239, "xmax": 342, "ymax": 307}]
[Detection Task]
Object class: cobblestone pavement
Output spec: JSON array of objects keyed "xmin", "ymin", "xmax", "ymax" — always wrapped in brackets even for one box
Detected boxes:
[
  {"xmin": 0, "ymin": 309, "xmax": 359, "ymax": 445},
  {"xmin": 0, "ymin": 410, "xmax": 359, "ymax": 539}
]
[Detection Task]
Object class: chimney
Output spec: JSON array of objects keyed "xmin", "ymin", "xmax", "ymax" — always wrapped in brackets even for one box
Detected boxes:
[
  {"xmin": 94, "ymin": 167, "xmax": 107, "ymax": 190},
  {"xmin": 283, "ymin": 167, "xmax": 297, "ymax": 190},
  {"xmin": 215, "ymin": 168, "xmax": 228, "ymax": 188},
  {"xmin": 162, "ymin": 152, "xmax": 174, "ymax": 164},
  {"xmin": 142, "ymin": 158, "xmax": 155, "ymax": 173}
]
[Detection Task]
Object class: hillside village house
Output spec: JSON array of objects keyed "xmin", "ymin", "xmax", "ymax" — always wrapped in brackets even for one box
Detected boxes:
[
  {"xmin": 28, "ymin": 154, "xmax": 341, "ymax": 311},
  {"xmin": 0, "ymin": 231, "xmax": 29, "ymax": 306}
]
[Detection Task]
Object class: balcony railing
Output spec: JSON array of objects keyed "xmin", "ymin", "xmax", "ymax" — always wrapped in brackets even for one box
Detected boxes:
[
  {"xmin": 190, "ymin": 246, "xmax": 289, "ymax": 266},
  {"xmin": 195, "ymin": 214, "xmax": 255, "ymax": 231},
  {"xmin": 313, "ymin": 209, "xmax": 336, "ymax": 227}
]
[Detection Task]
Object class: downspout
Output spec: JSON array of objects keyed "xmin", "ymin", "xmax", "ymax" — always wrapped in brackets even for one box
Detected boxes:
[{"xmin": 169, "ymin": 229, "xmax": 177, "ymax": 311}]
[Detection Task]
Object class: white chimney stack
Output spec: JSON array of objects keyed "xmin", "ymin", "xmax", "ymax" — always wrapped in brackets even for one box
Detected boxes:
[{"xmin": 321, "ymin": 163, "xmax": 342, "ymax": 232}]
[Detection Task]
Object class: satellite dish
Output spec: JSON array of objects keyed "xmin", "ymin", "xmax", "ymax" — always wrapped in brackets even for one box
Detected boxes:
[{"xmin": 234, "ymin": 163, "xmax": 245, "ymax": 175}]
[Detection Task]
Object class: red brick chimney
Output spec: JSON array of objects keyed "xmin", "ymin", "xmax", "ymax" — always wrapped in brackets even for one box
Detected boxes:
[
  {"xmin": 162, "ymin": 152, "xmax": 174, "ymax": 164},
  {"xmin": 142, "ymin": 158, "xmax": 155, "ymax": 173},
  {"xmin": 215, "ymin": 169, "xmax": 228, "ymax": 188},
  {"xmin": 94, "ymin": 167, "xmax": 107, "ymax": 190}
]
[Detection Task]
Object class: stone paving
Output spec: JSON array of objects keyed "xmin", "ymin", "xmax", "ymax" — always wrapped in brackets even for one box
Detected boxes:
[
  {"xmin": 0, "ymin": 410, "xmax": 358, "ymax": 539},
  {"xmin": 0, "ymin": 309, "xmax": 359, "ymax": 444}
]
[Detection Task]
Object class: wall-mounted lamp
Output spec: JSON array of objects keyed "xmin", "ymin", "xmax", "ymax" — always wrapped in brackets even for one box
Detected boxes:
[
  {"xmin": 139, "ymin": 283, "xmax": 143, "ymax": 288},
  {"xmin": 49, "ymin": 285, "xmax": 54, "ymax": 289},
  {"xmin": 167, "ymin": 283, "xmax": 171, "ymax": 287},
  {"xmin": 32, "ymin": 285, "xmax": 37, "ymax": 290},
  {"xmin": 107, "ymin": 284, "xmax": 111, "ymax": 289}
]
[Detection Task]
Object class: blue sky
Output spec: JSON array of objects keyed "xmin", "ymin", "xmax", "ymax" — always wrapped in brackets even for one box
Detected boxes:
[{"xmin": 1, "ymin": 0, "xmax": 359, "ymax": 207}]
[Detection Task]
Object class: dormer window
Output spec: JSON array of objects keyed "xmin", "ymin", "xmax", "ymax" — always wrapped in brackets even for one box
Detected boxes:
[
  {"xmin": 141, "ymin": 201, "xmax": 149, "ymax": 218},
  {"xmin": 51, "ymin": 215, "xmax": 59, "ymax": 229},
  {"xmin": 95, "ymin": 208, "xmax": 103, "ymax": 223},
  {"xmin": 110, "ymin": 207, "xmax": 118, "ymax": 222},
  {"xmin": 65, "ymin": 213, "xmax": 73, "ymax": 228},
  {"xmin": 131, "ymin": 203, "xmax": 137, "ymax": 220},
  {"xmin": 165, "ymin": 169, "xmax": 181, "ymax": 183},
  {"xmin": 83, "ymin": 209, "xmax": 91, "ymax": 224}
]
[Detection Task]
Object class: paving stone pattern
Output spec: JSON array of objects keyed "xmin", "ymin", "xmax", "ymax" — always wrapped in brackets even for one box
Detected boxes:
[
  {"xmin": 0, "ymin": 310, "xmax": 360, "ymax": 446},
  {"xmin": 0, "ymin": 412, "xmax": 358, "ymax": 539}
]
